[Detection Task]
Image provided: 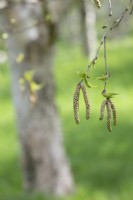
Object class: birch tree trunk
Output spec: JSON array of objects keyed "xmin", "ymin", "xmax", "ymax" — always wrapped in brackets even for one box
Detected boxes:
[
  {"xmin": 83, "ymin": 0, "xmax": 97, "ymax": 59},
  {"xmin": 0, "ymin": 0, "xmax": 74, "ymax": 195}
]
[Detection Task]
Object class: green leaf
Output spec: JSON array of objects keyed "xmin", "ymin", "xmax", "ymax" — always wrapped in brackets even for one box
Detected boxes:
[
  {"xmin": 84, "ymin": 77, "xmax": 97, "ymax": 88},
  {"xmin": 103, "ymin": 92, "xmax": 119, "ymax": 99},
  {"xmin": 77, "ymin": 71, "xmax": 86, "ymax": 78},
  {"xmin": 30, "ymin": 81, "xmax": 45, "ymax": 92},
  {"xmin": 24, "ymin": 70, "xmax": 35, "ymax": 82},
  {"xmin": 16, "ymin": 53, "xmax": 25, "ymax": 63},
  {"xmin": 97, "ymin": 74, "xmax": 109, "ymax": 81}
]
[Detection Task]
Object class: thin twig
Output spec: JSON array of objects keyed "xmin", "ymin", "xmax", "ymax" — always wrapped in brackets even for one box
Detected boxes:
[
  {"xmin": 108, "ymin": 0, "xmax": 112, "ymax": 17},
  {"xmin": 103, "ymin": 35, "xmax": 109, "ymax": 91},
  {"xmin": 86, "ymin": 0, "xmax": 113, "ymax": 74},
  {"xmin": 104, "ymin": 82, "xmax": 107, "ymax": 91},
  {"xmin": 86, "ymin": 22, "xmax": 110, "ymax": 74},
  {"xmin": 86, "ymin": 38, "xmax": 104, "ymax": 73},
  {"xmin": 86, "ymin": 0, "xmax": 132, "ymax": 75},
  {"xmin": 110, "ymin": 1, "xmax": 132, "ymax": 30},
  {"xmin": 103, "ymin": 36, "xmax": 108, "ymax": 75}
]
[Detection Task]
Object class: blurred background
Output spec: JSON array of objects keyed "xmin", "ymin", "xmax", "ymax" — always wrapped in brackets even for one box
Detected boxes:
[{"xmin": 0, "ymin": 0, "xmax": 133, "ymax": 200}]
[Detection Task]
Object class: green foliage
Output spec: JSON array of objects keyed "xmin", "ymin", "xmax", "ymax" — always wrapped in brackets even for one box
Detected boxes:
[
  {"xmin": 102, "ymin": 92, "xmax": 119, "ymax": 99},
  {"xmin": 96, "ymin": 74, "xmax": 109, "ymax": 82},
  {"xmin": 0, "ymin": 37, "xmax": 133, "ymax": 200},
  {"xmin": 84, "ymin": 77, "xmax": 97, "ymax": 88},
  {"xmin": 19, "ymin": 70, "xmax": 44, "ymax": 104},
  {"xmin": 78, "ymin": 73, "xmax": 97, "ymax": 88}
]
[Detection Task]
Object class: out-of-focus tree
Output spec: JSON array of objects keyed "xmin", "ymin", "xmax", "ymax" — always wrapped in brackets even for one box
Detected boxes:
[
  {"xmin": 81, "ymin": 0, "xmax": 97, "ymax": 59},
  {"xmin": 59, "ymin": 0, "xmax": 97, "ymax": 59},
  {"xmin": 0, "ymin": 0, "xmax": 74, "ymax": 195}
]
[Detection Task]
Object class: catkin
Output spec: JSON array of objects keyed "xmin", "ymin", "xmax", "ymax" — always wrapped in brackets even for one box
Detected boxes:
[
  {"xmin": 99, "ymin": 98, "xmax": 117, "ymax": 132},
  {"xmin": 106, "ymin": 100, "xmax": 112, "ymax": 132},
  {"xmin": 94, "ymin": 0, "xmax": 101, "ymax": 9},
  {"xmin": 73, "ymin": 83, "xmax": 81, "ymax": 124},
  {"xmin": 81, "ymin": 84, "xmax": 90, "ymax": 120},
  {"xmin": 109, "ymin": 99, "xmax": 117, "ymax": 126},
  {"xmin": 99, "ymin": 100, "xmax": 106, "ymax": 120}
]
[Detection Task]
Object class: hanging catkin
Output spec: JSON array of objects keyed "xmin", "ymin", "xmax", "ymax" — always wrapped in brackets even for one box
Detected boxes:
[
  {"xmin": 81, "ymin": 84, "xmax": 90, "ymax": 120},
  {"xmin": 73, "ymin": 83, "xmax": 81, "ymax": 124},
  {"xmin": 109, "ymin": 99, "xmax": 117, "ymax": 126},
  {"xmin": 106, "ymin": 100, "xmax": 112, "ymax": 132},
  {"xmin": 99, "ymin": 100, "xmax": 106, "ymax": 120}
]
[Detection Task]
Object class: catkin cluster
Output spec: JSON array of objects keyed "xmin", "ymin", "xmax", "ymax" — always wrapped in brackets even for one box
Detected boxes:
[
  {"xmin": 73, "ymin": 83, "xmax": 81, "ymax": 124},
  {"xmin": 99, "ymin": 99, "xmax": 117, "ymax": 132},
  {"xmin": 94, "ymin": 0, "xmax": 101, "ymax": 9},
  {"xmin": 73, "ymin": 83, "xmax": 90, "ymax": 124}
]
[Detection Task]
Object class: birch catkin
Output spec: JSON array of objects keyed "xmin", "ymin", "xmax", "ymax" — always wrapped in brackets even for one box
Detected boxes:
[
  {"xmin": 94, "ymin": 0, "xmax": 101, "ymax": 9},
  {"xmin": 106, "ymin": 100, "xmax": 112, "ymax": 132},
  {"xmin": 81, "ymin": 84, "xmax": 90, "ymax": 120},
  {"xmin": 99, "ymin": 100, "xmax": 106, "ymax": 120},
  {"xmin": 73, "ymin": 83, "xmax": 81, "ymax": 124},
  {"xmin": 109, "ymin": 99, "xmax": 117, "ymax": 126}
]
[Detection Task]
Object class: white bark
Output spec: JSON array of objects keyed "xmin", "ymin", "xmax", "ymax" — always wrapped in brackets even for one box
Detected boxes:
[
  {"xmin": 84, "ymin": 0, "xmax": 97, "ymax": 59},
  {"xmin": 0, "ymin": 1, "xmax": 74, "ymax": 195}
]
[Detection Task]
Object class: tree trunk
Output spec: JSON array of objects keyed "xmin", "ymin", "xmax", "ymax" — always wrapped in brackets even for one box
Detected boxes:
[
  {"xmin": 83, "ymin": 0, "xmax": 97, "ymax": 59},
  {"xmin": 0, "ymin": 1, "xmax": 74, "ymax": 195}
]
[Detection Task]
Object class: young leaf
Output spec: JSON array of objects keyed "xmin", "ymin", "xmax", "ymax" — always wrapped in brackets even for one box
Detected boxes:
[
  {"xmin": 103, "ymin": 92, "xmax": 119, "ymax": 99},
  {"xmin": 24, "ymin": 70, "xmax": 35, "ymax": 82},
  {"xmin": 16, "ymin": 53, "xmax": 25, "ymax": 63},
  {"xmin": 30, "ymin": 81, "xmax": 45, "ymax": 93},
  {"xmin": 97, "ymin": 74, "xmax": 109, "ymax": 81},
  {"xmin": 84, "ymin": 77, "xmax": 97, "ymax": 88}
]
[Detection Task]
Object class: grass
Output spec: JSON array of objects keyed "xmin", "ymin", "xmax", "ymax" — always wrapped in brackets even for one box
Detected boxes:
[{"xmin": 0, "ymin": 37, "xmax": 133, "ymax": 200}]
